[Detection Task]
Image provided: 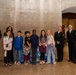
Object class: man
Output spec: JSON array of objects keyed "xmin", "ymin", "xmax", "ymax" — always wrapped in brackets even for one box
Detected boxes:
[
  {"xmin": 30, "ymin": 29, "xmax": 39, "ymax": 65},
  {"xmin": 54, "ymin": 26, "xmax": 65, "ymax": 62},
  {"xmin": 67, "ymin": 25, "xmax": 76, "ymax": 63}
]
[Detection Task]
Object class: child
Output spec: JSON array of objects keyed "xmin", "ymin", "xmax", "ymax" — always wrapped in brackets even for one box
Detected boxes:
[
  {"xmin": 3, "ymin": 30, "xmax": 13, "ymax": 66},
  {"xmin": 47, "ymin": 30, "xmax": 56, "ymax": 64},
  {"xmin": 13, "ymin": 31, "xmax": 23, "ymax": 64},
  {"xmin": 30, "ymin": 29, "xmax": 39, "ymax": 65},
  {"xmin": 24, "ymin": 31, "xmax": 31, "ymax": 65},
  {"xmin": 39, "ymin": 30, "xmax": 47, "ymax": 65}
]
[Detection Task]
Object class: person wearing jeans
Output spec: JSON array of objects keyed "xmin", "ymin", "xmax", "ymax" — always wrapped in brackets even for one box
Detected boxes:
[
  {"xmin": 13, "ymin": 31, "xmax": 23, "ymax": 64},
  {"xmin": 47, "ymin": 44, "xmax": 55, "ymax": 63},
  {"xmin": 46, "ymin": 30, "xmax": 56, "ymax": 64}
]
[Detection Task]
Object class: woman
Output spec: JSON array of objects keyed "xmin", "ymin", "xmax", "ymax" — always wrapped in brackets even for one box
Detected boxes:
[
  {"xmin": 39, "ymin": 30, "xmax": 47, "ymax": 65},
  {"xmin": 54, "ymin": 26, "xmax": 64, "ymax": 62},
  {"xmin": 47, "ymin": 30, "xmax": 56, "ymax": 64},
  {"xmin": 3, "ymin": 30, "xmax": 13, "ymax": 66}
]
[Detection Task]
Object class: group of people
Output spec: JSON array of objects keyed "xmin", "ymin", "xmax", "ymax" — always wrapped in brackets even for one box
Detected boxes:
[{"xmin": 1, "ymin": 24, "xmax": 76, "ymax": 67}]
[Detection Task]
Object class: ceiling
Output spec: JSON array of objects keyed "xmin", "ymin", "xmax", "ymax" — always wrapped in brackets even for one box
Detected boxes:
[{"xmin": 62, "ymin": 6, "xmax": 76, "ymax": 14}]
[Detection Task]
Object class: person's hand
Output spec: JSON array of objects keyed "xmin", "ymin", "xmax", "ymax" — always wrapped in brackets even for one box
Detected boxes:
[{"xmin": 57, "ymin": 41, "xmax": 60, "ymax": 44}]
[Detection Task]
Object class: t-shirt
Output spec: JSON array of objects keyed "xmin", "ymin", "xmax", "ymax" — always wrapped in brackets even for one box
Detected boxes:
[
  {"xmin": 24, "ymin": 37, "xmax": 30, "ymax": 47},
  {"xmin": 30, "ymin": 34, "xmax": 39, "ymax": 47}
]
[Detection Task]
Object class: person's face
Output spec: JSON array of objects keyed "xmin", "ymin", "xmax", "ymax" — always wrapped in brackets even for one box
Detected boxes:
[
  {"xmin": 26, "ymin": 33, "xmax": 30, "ymax": 37},
  {"xmin": 17, "ymin": 32, "xmax": 21, "ymax": 36},
  {"xmin": 68, "ymin": 25, "xmax": 72, "ymax": 30},
  {"xmin": 7, "ymin": 31, "xmax": 11, "ymax": 36},
  {"xmin": 42, "ymin": 31, "xmax": 45, "ymax": 36},
  {"xmin": 47, "ymin": 30, "xmax": 50, "ymax": 35},
  {"xmin": 58, "ymin": 27, "xmax": 62, "ymax": 32}
]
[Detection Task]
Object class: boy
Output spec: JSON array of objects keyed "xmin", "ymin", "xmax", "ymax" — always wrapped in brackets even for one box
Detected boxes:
[
  {"xmin": 13, "ymin": 31, "xmax": 23, "ymax": 64},
  {"xmin": 30, "ymin": 29, "xmax": 39, "ymax": 65}
]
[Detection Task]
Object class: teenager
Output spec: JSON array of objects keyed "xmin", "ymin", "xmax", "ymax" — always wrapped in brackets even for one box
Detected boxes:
[
  {"xmin": 39, "ymin": 30, "xmax": 47, "ymax": 65},
  {"xmin": 4, "ymin": 26, "xmax": 14, "ymax": 62},
  {"xmin": 30, "ymin": 29, "xmax": 39, "ymax": 65},
  {"xmin": 13, "ymin": 31, "xmax": 23, "ymax": 64},
  {"xmin": 46, "ymin": 30, "xmax": 56, "ymax": 64},
  {"xmin": 3, "ymin": 30, "xmax": 13, "ymax": 66},
  {"xmin": 24, "ymin": 31, "xmax": 31, "ymax": 65}
]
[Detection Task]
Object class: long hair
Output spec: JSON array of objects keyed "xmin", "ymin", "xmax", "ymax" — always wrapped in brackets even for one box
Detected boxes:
[
  {"xmin": 6, "ymin": 26, "xmax": 13, "ymax": 33},
  {"xmin": 40, "ymin": 30, "xmax": 47, "ymax": 41},
  {"xmin": 6, "ymin": 30, "xmax": 13, "ymax": 38}
]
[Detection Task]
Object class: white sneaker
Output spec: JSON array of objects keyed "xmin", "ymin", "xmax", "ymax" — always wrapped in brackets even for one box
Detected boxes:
[
  {"xmin": 14, "ymin": 62, "xmax": 17, "ymax": 65},
  {"xmin": 53, "ymin": 62, "xmax": 56, "ymax": 64},
  {"xmin": 24, "ymin": 63, "xmax": 28, "ymax": 65},
  {"xmin": 17, "ymin": 62, "xmax": 21, "ymax": 65}
]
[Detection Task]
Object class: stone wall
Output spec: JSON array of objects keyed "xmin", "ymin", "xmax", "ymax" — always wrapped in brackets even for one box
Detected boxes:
[{"xmin": 1, "ymin": 0, "xmax": 76, "ymax": 60}]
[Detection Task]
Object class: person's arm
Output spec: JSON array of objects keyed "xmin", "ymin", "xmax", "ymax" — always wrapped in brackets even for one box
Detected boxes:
[
  {"xmin": 51, "ymin": 35, "xmax": 55, "ymax": 46},
  {"xmin": 5, "ymin": 38, "xmax": 13, "ymax": 45}
]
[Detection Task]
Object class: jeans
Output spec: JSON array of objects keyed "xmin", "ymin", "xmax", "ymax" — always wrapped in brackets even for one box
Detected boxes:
[
  {"xmin": 47, "ymin": 45, "xmax": 55, "ymax": 63},
  {"xmin": 13, "ymin": 49, "xmax": 21, "ymax": 62}
]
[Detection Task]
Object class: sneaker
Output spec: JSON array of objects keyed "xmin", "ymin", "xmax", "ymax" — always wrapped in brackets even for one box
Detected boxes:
[
  {"xmin": 24, "ymin": 63, "xmax": 28, "ymax": 65},
  {"xmin": 27, "ymin": 61, "xmax": 30, "ymax": 64},
  {"xmin": 46, "ymin": 62, "xmax": 50, "ymax": 64},
  {"xmin": 5, "ymin": 64, "xmax": 8, "ymax": 67},
  {"xmin": 42, "ymin": 61, "xmax": 45, "ymax": 64},
  {"xmin": 17, "ymin": 62, "xmax": 21, "ymax": 65},
  {"xmin": 8, "ymin": 63, "xmax": 12, "ymax": 66},
  {"xmin": 53, "ymin": 62, "xmax": 56, "ymax": 64},
  {"xmin": 14, "ymin": 62, "xmax": 17, "ymax": 65},
  {"xmin": 40, "ymin": 61, "xmax": 43, "ymax": 65}
]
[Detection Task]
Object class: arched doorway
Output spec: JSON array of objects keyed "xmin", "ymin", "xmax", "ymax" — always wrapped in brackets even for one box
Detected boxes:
[{"xmin": 62, "ymin": 6, "xmax": 76, "ymax": 38}]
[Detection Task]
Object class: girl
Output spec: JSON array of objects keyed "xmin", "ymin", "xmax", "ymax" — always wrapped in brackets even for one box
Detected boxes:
[
  {"xmin": 39, "ymin": 30, "xmax": 47, "ymax": 65},
  {"xmin": 24, "ymin": 31, "xmax": 31, "ymax": 65},
  {"xmin": 3, "ymin": 30, "xmax": 13, "ymax": 66},
  {"xmin": 47, "ymin": 30, "xmax": 56, "ymax": 64}
]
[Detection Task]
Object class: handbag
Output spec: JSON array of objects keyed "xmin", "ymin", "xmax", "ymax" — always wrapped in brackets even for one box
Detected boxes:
[{"xmin": 23, "ymin": 46, "xmax": 30, "ymax": 56}]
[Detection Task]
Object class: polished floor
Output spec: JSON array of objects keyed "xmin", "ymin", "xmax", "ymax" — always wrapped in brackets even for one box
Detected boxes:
[{"xmin": 0, "ymin": 45, "xmax": 76, "ymax": 75}]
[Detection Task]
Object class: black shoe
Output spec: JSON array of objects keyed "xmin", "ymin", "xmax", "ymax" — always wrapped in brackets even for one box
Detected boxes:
[{"xmin": 68, "ymin": 60, "xmax": 72, "ymax": 62}]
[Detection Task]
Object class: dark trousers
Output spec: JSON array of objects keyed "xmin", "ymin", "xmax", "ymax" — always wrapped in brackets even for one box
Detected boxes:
[
  {"xmin": 68, "ymin": 42, "xmax": 76, "ymax": 62},
  {"xmin": 40, "ymin": 52, "xmax": 45, "ymax": 60},
  {"xmin": 31, "ymin": 47, "xmax": 37, "ymax": 63},
  {"xmin": 11, "ymin": 48, "xmax": 14, "ymax": 62},
  {"xmin": 56, "ymin": 44, "xmax": 64, "ymax": 61},
  {"xmin": 4, "ymin": 51, "xmax": 11, "ymax": 64}
]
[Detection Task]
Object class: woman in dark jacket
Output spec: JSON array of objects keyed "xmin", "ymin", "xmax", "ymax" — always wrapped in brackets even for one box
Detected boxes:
[{"xmin": 54, "ymin": 26, "xmax": 65, "ymax": 62}]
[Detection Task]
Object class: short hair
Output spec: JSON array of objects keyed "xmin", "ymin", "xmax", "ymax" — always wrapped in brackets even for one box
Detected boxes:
[
  {"xmin": 17, "ymin": 30, "xmax": 22, "ymax": 33},
  {"xmin": 25, "ymin": 31, "xmax": 30, "ymax": 35}
]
